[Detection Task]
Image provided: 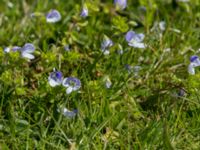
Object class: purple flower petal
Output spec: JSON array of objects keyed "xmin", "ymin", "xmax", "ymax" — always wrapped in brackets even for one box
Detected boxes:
[
  {"xmin": 46, "ymin": 9, "xmax": 61, "ymax": 23},
  {"xmin": 48, "ymin": 70, "xmax": 63, "ymax": 87},
  {"xmin": 12, "ymin": 46, "xmax": 21, "ymax": 52},
  {"xmin": 22, "ymin": 43, "xmax": 35, "ymax": 53},
  {"xmin": 114, "ymin": 0, "xmax": 127, "ymax": 10},
  {"xmin": 190, "ymin": 55, "xmax": 199, "ymax": 62},
  {"xmin": 80, "ymin": 6, "xmax": 88, "ymax": 18},
  {"xmin": 101, "ymin": 36, "xmax": 113, "ymax": 52}
]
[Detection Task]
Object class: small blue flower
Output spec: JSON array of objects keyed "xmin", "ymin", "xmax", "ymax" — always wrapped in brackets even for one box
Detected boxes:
[
  {"xmin": 190, "ymin": 55, "xmax": 200, "ymax": 67},
  {"xmin": 64, "ymin": 45, "xmax": 71, "ymax": 51},
  {"xmin": 80, "ymin": 5, "xmax": 88, "ymax": 18},
  {"xmin": 159, "ymin": 21, "xmax": 166, "ymax": 31},
  {"xmin": 4, "ymin": 47, "xmax": 11, "ymax": 53},
  {"xmin": 21, "ymin": 43, "xmax": 35, "ymax": 60},
  {"xmin": 105, "ymin": 77, "xmax": 112, "ymax": 89},
  {"xmin": 57, "ymin": 107, "xmax": 78, "ymax": 118},
  {"xmin": 125, "ymin": 64, "xmax": 141, "ymax": 76},
  {"xmin": 114, "ymin": 0, "xmax": 127, "ymax": 10},
  {"xmin": 178, "ymin": 89, "xmax": 185, "ymax": 97},
  {"xmin": 125, "ymin": 31, "xmax": 146, "ymax": 48},
  {"xmin": 48, "ymin": 70, "xmax": 63, "ymax": 87},
  {"xmin": 124, "ymin": 64, "xmax": 132, "ymax": 73},
  {"xmin": 46, "ymin": 9, "xmax": 61, "ymax": 23},
  {"xmin": 101, "ymin": 35, "xmax": 113, "ymax": 55},
  {"xmin": 188, "ymin": 55, "xmax": 200, "ymax": 75},
  {"xmin": 62, "ymin": 77, "xmax": 81, "ymax": 94}
]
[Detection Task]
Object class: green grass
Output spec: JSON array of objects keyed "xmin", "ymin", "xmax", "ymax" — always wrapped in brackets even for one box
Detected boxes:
[{"xmin": 0, "ymin": 0, "xmax": 200, "ymax": 149}]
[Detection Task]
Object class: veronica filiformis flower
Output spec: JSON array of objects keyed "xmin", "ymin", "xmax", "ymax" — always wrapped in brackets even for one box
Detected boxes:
[
  {"xmin": 188, "ymin": 55, "xmax": 200, "ymax": 75},
  {"xmin": 21, "ymin": 43, "xmax": 35, "ymax": 60},
  {"xmin": 80, "ymin": 4, "xmax": 88, "ymax": 18},
  {"xmin": 46, "ymin": 9, "xmax": 61, "ymax": 23},
  {"xmin": 48, "ymin": 69, "xmax": 63, "ymax": 87},
  {"xmin": 57, "ymin": 107, "xmax": 78, "ymax": 118},
  {"xmin": 101, "ymin": 35, "xmax": 113, "ymax": 55},
  {"xmin": 159, "ymin": 21, "xmax": 166, "ymax": 31},
  {"xmin": 125, "ymin": 64, "xmax": 141, "ymax": 76},
  {"xmin": 103, "ymin": 76, "xmax": 112, "ymax": 89},
  {"xmin": 62, "ymin": 77, "xmax": 81, "ymax": 94},
  {"xmin": 4, "ymin": 47, "xmax": 11, "ymax": 53},
  {"xmin": 114, "ymin": 0, "xmax": 127, "ymax": 10},
  {"xmin": 125, "ymin": 31, "xmax": 146, "ymax": 49}
]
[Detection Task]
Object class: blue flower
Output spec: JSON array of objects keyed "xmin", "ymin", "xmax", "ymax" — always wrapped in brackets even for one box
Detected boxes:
[
  {"xmin": 125, "ymin": 31, "xmax": 146, "ymax": 48},
  {"xmin": 4, "ymin": 47, "xmax": 11, "ymax": 53},
  {"xmin": 105, "ymin": 77, "xmax": 112, "ymax": 89},
  {"xmin": 48, "ymin": 70, "xmax": 63, "ymax": 87},
  {"xmin": 64, "ymin": 45, "xmax": 71, "ymax": 51},
  {"xmin": 114, "ymin": 0, "xmax": 127, "ymax": 10},
  {"xmin": 62, "ymin": 77, "xmax": 81, "ymax": 94},
  {"xmin": 46, "ymin": 9, "xmax": 61, "ymax": 23},
  {"xmin": 188, "ymin": 55, "xmax": 200, "ymax": 75},
  {"xmin": 80, "ymin": 5, "xmax": 88, "ymax": 18},
  {"xmin": 57, "ymin": 107, "xmax": 78, "ymax": 118},
  {"xmin": 101, "ymin": 35, "xmax": 113, "ymax": 55},
  {"xmin": 159, "ymin": 21, "xmax": 166, "ymax": 31},
  {"xmin": 21, "ymin": 43, "xmax": 35, "ymax": 60},
  {"xmin": 125, "ymin": 64, "xmax": 141, "ymax": 76},
  {"xmin": 190, "ymin": 55, "xmax": 200, "ymax": 67}
]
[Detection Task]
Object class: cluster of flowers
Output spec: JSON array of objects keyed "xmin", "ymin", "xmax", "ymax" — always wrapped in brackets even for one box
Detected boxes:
[
  {"xmin": 48, "ymin": 69, "xmax": 81, "ymax": 118},
  {"xmin": 48, "ymin": 69, "xmax": 81, "ymax": 94},
  {"xmin": 3, "ymin": 0, "xmax": 194, "ymax": 117},
  {"xmin": 4, "ymin": 43, "xmax": 35, "ymax": 60}
]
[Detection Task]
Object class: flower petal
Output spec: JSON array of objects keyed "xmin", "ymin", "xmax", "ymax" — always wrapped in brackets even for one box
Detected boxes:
[
  {"xmin": 128, "ymin": 42, "xmax": 146, "ymax": 49},
  {"xmin": 46, "ymin": 9, "xmax": 61, "ymax": 23},
  {"xmin": 22, "ymin": 43, "xmax": 35, "ymax": 53},
  {"xmin": 4, "ymin": 47, "xmax": 10, "ymax": 53},
  {"xmin": 63, "ymin": 108, "xmax": 78, "ymax": 118},
  {"xmin": 21, "ymin": 52, "xmax": 35, "ymax": 59},
  {"xmin": 80, "ymin": 5, "xmax": 88, "ymax": 18},
  {"xmin": 114, "ymin": 0, "xmax": 127, "ymax": 10},
  {"xmin": 48, "ymin": 77, "xmax": 61, "ymax": 87},
  {"xmin": 188, "ymin": 64, "xmax": 195, "ymax": 75},
  {"xmin": 66, "ymin": 86, "xmax": 73, "ymax": 94}
]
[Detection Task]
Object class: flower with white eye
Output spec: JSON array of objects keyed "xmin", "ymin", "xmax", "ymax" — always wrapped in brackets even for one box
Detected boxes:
[
  {"xmin": 101, "ymin": 35, "xmax": 113, "ymax": 55},
  {"xmin": 125, "ymin": 31, "xmax": 146, "ymax": 49},
  {"xmin": 80, "ymin": 5, "xmax": 88, "ymax": 18},
  {"xmin": 188, "ymin": 55, "xmax": 200, "ymax": 75},
  {"xmin": 57, "ymin": 107, "xmax": 78, "ymax": 118},
  {"xmin": 190, "ymin": 55, "xmax": 200, "ymax": 67},
  {"xmin": 21, "ymin": 43, "xmax": 35, "ymax": 60},
  {"xmin": 48, "ymin": 70, "xmax": 63, "ymax": 87},
  {"xmin": 62, "ymin": 77, "xmax": 81, "ymax": 94},
  {"xmin": 46, "ymin": 9, "xmax": 61, "ymax": 23},
  {"xmin": 114, "ymin": 0, "xmax": 127, "ymax": 10}
]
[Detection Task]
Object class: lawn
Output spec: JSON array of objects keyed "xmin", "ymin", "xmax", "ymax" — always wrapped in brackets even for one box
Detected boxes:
[{"xmin": 0, "ymin": 0, "xmax": 200, "ymax": 149}]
